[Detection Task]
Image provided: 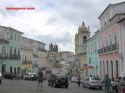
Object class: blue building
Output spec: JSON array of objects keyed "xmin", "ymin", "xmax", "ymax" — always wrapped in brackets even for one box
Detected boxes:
[
  {"xmin": 87, "ymin": 31, "xmax": 99, "ymax": 77},
  {"xmin": 0, "ymin": 26, "xmax": 23, "ymax": 75}
]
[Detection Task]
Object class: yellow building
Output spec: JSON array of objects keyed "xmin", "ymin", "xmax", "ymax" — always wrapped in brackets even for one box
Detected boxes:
[
  {"xmin": 21, "ymin": 46, "xmax": 33, "ymax": 74},
  {"xmin": 75, "ymin": 21, "xmax": 90, "ymax": 77}
]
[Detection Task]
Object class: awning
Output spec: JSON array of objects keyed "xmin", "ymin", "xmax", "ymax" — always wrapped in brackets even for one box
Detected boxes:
[{"xmin": 83, "ymin": 66, "xmax": 93, "ymax": 69}]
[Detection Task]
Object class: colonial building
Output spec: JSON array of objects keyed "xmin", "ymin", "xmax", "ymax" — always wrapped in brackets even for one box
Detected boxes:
[
  {"xmin": 98, "ymin": 2, "xmax": 125, "ymax": 79},
  {"xmin": 59, "ymin": 51, "xmax": 74, "ymax": 61},
  {"xmin": 21, "ymin": 36, "xmax": 46, "ymax": 74},
  {"xmin": 75, "ymin": 21, "xmax": 90, "ymax": 77},
  {"xmin": 21, "ymin": 46, "xmax": 33, "ymax": 74},
  {"xmin": 87, "ymin": 31, "xmax": 99, "ymax": 77},
  {"xmin": 0, "ymin": 26, "xmax": 23, "ymax": 74}
]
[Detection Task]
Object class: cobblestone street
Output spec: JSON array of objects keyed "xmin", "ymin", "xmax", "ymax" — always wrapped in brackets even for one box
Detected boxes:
[{"xmin": 0, "ymin": 79, "xmax": 104, "ymax": 93}]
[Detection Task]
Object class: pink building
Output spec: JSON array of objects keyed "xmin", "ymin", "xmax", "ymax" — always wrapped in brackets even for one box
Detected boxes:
[{"xmin": 98, "ymin": 2, "xmax": 125, "ymax": 80}]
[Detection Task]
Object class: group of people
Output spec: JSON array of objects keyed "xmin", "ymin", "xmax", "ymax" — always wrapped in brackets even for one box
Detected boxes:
[{"xmin": 104, "ymin": 74, "xmax": 122, "ymax": 93}]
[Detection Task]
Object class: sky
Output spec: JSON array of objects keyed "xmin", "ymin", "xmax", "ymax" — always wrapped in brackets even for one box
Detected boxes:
[{"xmin": 0, "ymin": 0, "xmax": 124, "ymax": 52}]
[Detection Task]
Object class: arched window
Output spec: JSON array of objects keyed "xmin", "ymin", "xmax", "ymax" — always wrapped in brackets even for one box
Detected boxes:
[
  {"xmin": 116, "ymin": 60, "xmax": 118, "ymax": 77},
  {"xmin": 107, "ymin": 61, "xmax": 108, "ymax": 75},
  {"xmin": 111, "ymin": 60, "xmax": 113, "ymax": 80},
  {"xmin": 10, "ymin": 66, "xmax": 12, "ymax": 73},
  {"xmin": 83, "ymin": 36, "xmax": 87, "ymax": 44}
]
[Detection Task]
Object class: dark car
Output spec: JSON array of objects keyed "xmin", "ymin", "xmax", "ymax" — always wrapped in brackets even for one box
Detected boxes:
[
  {"xmin": 3, "ymin": 72, "xmax": 14, "ymax": 80},
  {"xmin": 48, "ymin": 74, "xmax": 69, "ymax": 88}
]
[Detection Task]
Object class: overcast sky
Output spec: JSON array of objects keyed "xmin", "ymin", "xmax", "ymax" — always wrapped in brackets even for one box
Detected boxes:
[{"xmin": 0, "ymin": 0, "xmax": 124, "ymax": 52}]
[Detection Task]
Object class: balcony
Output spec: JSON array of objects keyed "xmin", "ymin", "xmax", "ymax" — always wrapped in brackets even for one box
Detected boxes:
[
  {"xmin": 9, "ymin": 54, "xmax": 21, "ymax": 60},
  {"xmin": 22, "ymin": 60, "xmax": 32, "ymax": 64},
  {"xmin": 0, "ymin": 54, "xmax": 8, "ymax": 59},
  {"xmin": 112, "ymin": 43, "xmax": 119, "ymax": 51},
  {"xmin": 98, "ymin": 43, "xmax": 119, "ymax": 54}
]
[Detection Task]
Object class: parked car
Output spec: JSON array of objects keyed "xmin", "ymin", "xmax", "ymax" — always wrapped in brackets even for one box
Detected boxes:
[
  {"xmin": 0, "ymin": 72, "xmax": 2, "ymax": 84},
  {"xmin": 28, "ymin": 73, "xmax": 38, "ymax": 81},
  {"xmin": 71, "ymin": 76, "xmax": 77, "ymax": 83},
  {"xmin": 48, "ymin": 74, "xmax": 69, "ymax": 88},
  {"xmin": 24, "ymin": 73, "xmax": 38, "ymax": 81},
  {"xmin": 23, "ymin": 73, "xmax": 29, "ymax": 80},
  {"xmin": 81, "ymin": 77, "xmax": 103, "ymax": 89},
  {"xmin": 3, "ymin": 72, "xmax": 14, "ymax": 80}
]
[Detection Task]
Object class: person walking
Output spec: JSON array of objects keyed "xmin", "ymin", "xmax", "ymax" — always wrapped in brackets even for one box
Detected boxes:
[
  {"xmin": 77, "ymin": 77, "xmax": 81, "ymax": 87},
  {"xmin": 104, "ymin": 74, "xmax": 111, "ymax": 93},
  {"xmin": 111, "ymin": 77, "xmax": 116, "ymax": 93},
  {"xmin": 37, "ymin": 68, "xmax": 44, "ymax": 91}
]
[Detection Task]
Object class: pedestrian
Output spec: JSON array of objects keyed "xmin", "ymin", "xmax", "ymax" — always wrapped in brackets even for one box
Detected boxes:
[
  {"xmin": 37, "ymin": 68, "xmax": 44, "ymax": 90},
  {"xmin": 111, "ymin": 77, "xmax": 116, "ymax": 93},
  {"xmin": 104, "ymin": 74, "xmax": 111, "ymax": 93},
  {"xmin": 118, "ymin": 76, "xmax": 122, "ymax": 93},
  {"xmin": 77, "ymin": 77, "xmax": 81, "ymax": 87}
]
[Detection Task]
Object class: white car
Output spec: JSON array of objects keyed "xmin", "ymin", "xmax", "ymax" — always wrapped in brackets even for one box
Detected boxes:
[
  {"xmin": 0, "ymin": 72, "xmax": 2, "ymax": 84},
  {"xmin": 81, "ymin": 77, "xmax": 103, "ymax": 89},
  {"xmin": 71, "ymin": 76, "xmax": 78, "ymax": 83}
]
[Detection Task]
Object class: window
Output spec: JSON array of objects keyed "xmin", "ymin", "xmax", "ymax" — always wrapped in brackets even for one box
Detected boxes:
[
  {"xmin": 18, "ymin": 49, "xmax": 20, "ymax": 56},
  {"xmin": 15, "ymin": 34, "xmax": 16, "ymax": 40},
  {"xmin": 2, "ymin": 46, "xmax": 6, "ymax": 55},
  {"xmin": 83, "ymin": 36, "xmax": 87, "ymax": 44},
  {"xmin": 102, "ymin": 39, "xmax": 103, "ymax": 48},
  {"xmin": 23, "ymin": 55, "xmax": 25, "ymax": 60},
  {"xmin": 7, "ymin": 32, "xmax": 10, "ymax": 39},
  {"xmin": 10, "ymin": 66, "xmax": 12, "ymax": 73},
  {"xmin": 110, "ymin": 35, "xmax": 112, "ymax": 45},
  {"xmin": 25, "ymin": 55, "xmax": 26, "ymax": 61},
  {"xmin": 95, "ymin": 42, "xmax": 96, "ymax": 52},
  {"xmin": 18, "ymin": 36, "xmax": 20, "ymax": 42},
  {"xmin": 89, "ymin": 57, "xmax": 91, "ymax": 64},
  {"xmin": 10, "ymin": 47, "xmax": 12, "ymax": 55},
  {"xmin": 14, "ymin": 48, "xmax": 16, "ymax": 55},
  {"xmin": 11, "ymin": 32, "xmax": 13, "ymax": 39},
  {"xmin": 115, "ymin": 35, "xmax": 117, "ymax": 44}
]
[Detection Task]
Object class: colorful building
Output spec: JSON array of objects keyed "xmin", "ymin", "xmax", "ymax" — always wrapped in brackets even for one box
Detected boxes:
[
  {"xmin": 21, "ymin": 46, "xmax": 33, "ymax": 74},
  {"xmin": 0, "ymin": 26, "xmax": 23, "ymax": 74},
  {"xmin": 21, "ymin": 36, "xmax": 46, "ymax": 73},
  {"xmin": 87, "ymin": 31, "xmax": 99, "ymax": 77},
  {"xmin": 98, "ymin": 2, "xmax": 125, "ymax": 80}
]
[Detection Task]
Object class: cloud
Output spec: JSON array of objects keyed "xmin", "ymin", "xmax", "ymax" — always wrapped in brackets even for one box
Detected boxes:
[{"xmin": 0, "ymin": 0, "xmax": 124, "ymax": 52}]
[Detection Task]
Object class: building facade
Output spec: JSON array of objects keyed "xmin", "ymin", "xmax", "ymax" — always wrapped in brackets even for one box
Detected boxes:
[
  {"xmin": 21, "ymin": 46, "xmax": 33, "ymax": 74},
  {"xmin": 87, "ymin": 31, "xmax": 99, "ymax": 77},
  {"xmin": 75, "ymin": 21, "xmax": 90, "ymax": 77},
  {"xmin": 98, "ymin": 2, "xmax": 125, "ymax": 80},
  {"xmin": 0, "ymin": 26, "xmax": 23, "ymax": 75},
  {"xmin": 21, "ymin": 37, "xmax": 46, "ymax": 74}
]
